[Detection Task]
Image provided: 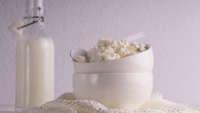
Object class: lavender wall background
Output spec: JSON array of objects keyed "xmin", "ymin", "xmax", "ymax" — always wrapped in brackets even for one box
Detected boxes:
[{"xmin": 0, "ymin": 0, "xmax": 200, "ymax": 106}]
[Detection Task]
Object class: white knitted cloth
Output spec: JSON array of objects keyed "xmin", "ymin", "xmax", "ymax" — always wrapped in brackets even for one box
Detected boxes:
[{"xmin": 28, "ymin": 92, "xmax": 200, "ymax": 113}]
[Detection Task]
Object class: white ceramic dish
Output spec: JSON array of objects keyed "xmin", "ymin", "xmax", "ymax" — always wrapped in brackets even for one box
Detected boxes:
[
  {"xmin": 73, "ymin": 73, "xmax": 153, "ymax": 109},
  {"xmin": 73, "ymin": 45, "xmax": 153, "ymax": 73}
]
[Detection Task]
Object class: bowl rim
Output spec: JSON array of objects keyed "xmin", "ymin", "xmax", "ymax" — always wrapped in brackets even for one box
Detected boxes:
[{"xmin": 72, "ymin": 44, "xmax": 152, "ymax": 64}]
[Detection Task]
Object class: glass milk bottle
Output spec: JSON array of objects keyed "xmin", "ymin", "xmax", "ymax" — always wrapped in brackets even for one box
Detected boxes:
[{"xmin": 15, "ymin": 0, "xmax": 54, "ymax": 112}]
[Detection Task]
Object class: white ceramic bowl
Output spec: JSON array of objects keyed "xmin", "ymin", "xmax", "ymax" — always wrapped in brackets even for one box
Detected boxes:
[
  {"xmin": 73, "ymin": 45, "xmax": 154, "ymax": 73},
  {"xmin": 73, "ymin": 73, "xmax": 153, "ymax": 109}
]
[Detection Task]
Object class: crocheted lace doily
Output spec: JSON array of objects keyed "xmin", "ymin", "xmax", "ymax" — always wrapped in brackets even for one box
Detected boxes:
[{"xmin": 28, "ymin": 92, "xmax": 200, "ymax": 113}]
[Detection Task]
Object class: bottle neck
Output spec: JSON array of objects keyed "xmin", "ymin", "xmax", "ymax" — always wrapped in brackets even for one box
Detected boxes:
[
  {"xmin": 23, "ymin": 0, "xmax": 47, "ymax": 38},
  {"xmin": 25, "ymin": 0, "xmax": 44, "ymax": 17},
  {"xmin": 23, "ymin": 21, "xmax": 47, "ymax": 38}
]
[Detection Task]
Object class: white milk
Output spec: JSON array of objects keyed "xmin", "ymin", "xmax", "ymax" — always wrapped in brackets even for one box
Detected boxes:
[{"xmin": 15, "ymin": 37, "xmax": 54, "ymax": 110}]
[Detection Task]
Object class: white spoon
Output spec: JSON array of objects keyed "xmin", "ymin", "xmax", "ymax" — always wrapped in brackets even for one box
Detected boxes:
[
  {"xmin": 70, "ymin": 48, "xmax": 87, "ymax": 61},
  {"xmin": 70, "ymin": 32, "xmax": 145, "ymax": 62}
]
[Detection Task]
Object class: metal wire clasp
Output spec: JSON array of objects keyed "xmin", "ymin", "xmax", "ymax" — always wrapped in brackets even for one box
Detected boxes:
[{"xmin": 17, "ymin": 7, "xmax": 44, "ymax": 30}]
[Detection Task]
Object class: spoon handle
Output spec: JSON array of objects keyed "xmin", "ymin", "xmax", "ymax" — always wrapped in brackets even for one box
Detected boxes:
[{"xmin": 124, "ymin": 32, "xmax": 145, "ymax": 42}]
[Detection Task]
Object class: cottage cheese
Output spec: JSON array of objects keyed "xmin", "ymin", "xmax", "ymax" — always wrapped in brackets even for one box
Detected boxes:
[{"xmin": 76, "ymin": 38, "xmax": 148, "ymax": 62}]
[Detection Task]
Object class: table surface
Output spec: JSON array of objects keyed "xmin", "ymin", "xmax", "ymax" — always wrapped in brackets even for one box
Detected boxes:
[
  {"xmin": 1, "ymin": 105, "xmax": 200, "ymax": 113},
  {"xmin": 0, "ymin": 106, "xmax": 16, "ymax": 113}
]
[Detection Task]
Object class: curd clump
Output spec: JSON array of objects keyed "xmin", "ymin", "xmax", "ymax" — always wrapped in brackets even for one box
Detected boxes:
[{"xmin": 76, "ymin": 38, "xmax": 148, "ymax": 62}]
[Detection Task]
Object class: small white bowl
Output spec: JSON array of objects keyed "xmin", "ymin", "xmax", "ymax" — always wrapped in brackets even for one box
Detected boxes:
[
  {"xmin": 73, "ymin": 73, "xmax": 153, "ymax": 109},
  {"xmin": 73, "ymin": 45, "xmax": 154, "ymax": 73}
]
